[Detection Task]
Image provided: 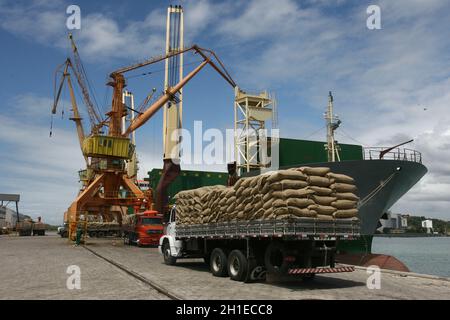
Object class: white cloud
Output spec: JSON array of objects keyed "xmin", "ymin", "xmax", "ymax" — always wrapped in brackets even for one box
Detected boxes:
[
  {"xmin": 0, "ymin": 0, "xmax": 166, "ymax": 62},
  {"xmin": 0, "ymin": 0, "xmax": 66, "ymax": 43},
  {"xmin": 0, "ymin": 94, "xmax": 85, "ymax": 225}
]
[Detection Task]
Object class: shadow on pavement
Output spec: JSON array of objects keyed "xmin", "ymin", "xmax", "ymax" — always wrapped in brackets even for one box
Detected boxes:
[
  {"xmin": 266, "ymin": 274, "xmax": 365, "ymax": 290},
  {"xmin": 167, "ymin": 260, "xmax": 365, "ymax": 290}
]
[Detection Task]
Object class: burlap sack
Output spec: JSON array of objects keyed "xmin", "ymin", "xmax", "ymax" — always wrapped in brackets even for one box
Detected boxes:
[
  {"xmin": 311, "ymin": 195, "xmax": 337, "ymax": 206},
  {"xmin": 309, "ymin": 186, "xmax": 333, "ymax": 196},
  {"xmin": 233, "ymin": 178, "xmax": 244, "ymax": 190},
  {"xmin": 253, "ymin": 208, "xmax": 265, "ymax": 220},
  {"xmin": 331, "ymin": 183, "xmax": 357, "ymax": 193},
  {"xmin": 241, "ymin": 178, "xmax": 252, "ymax": 188},
  {"xmin": 267, "ymin": 170, "xmax": 308, "ymax": 183},
  {"xmin": 331, "ymin": 200, "xmax": 357, "ymax": 210},
  {"xmin": 300, "ymin": 167, "xmax": 330, "ymax": 176},
  {"xmin": 262, "ymin": 191, "xmax": 274, "ymax": 202},
  {"xmin": 176, "ymin": 166, "xmax": 358, "ymax": 224},
  {"xmin": 335, "ymin": 193, "xmax": 360, "ymax": 201},
  {"xmin": 269, "ymin": 180, "xmax": 308, "ymax": 191},
  {"xmin": 241, "ymin": 196, "xmax": 253, "ymax": 206},
  {"xmin": 249, "ymin": 177, "xmax": 259, "ymax": 188},
  {"xmin": 244, "ymin": 202, "xmax": 253, "ymax": 213},
  {"xmin": 226, "ymin": 196, "xmax": 236, "ymax": 206},
  {"xmin": 288, "ymin": 207, "xmax": 317, "ymax": 217},
  {"xmin": 257, "ymin": 174, "xmax": 270, "ymax": 190},
  {"xmin": 235, "ymin": 203, "xmax": 245, "ymax": 212},
  {"xmin": 263, "ymin": 199, "xmax": 274, "ymax": 210},
  {"xmin": 263, "ymin": 208, "xmax": 274, "ymax": 220},
  {"xmin": 253, "ymin": 200, "xmax": 263, "ymax": 211},
  {"xmin": 273, "ymin": 206, "xmax": 289, "ymax": 216},
  {"xmin": 241, "ymin": 187, "xmax": 252, "ymax": 198},
  {"xmin": 235, "ymin": 186, "xmax": 245, "ymax": 197},
  {"xmin": 260, "ymin": 182, "xmax": 271, "ymax": 194},
  {"xmin": 273, "ymin": 199, "xmax": 287, "ymax": 208},
  {"xmin": 308, "ymin": 204, "xmax": 336, "ymax": 215},
  {"xmin": 286, "ymin": 198, "xmax": 314, "ymax": 208},
  {"xmin": 272, "ymin": 189, "xmax": 315, "ymax": 199},
  {"xmin": 333, "ymin": 209, "xmax": 358, "ymax": 218},
  {"xmin": 307, "ymin": 176, "xmax": 332, "ymax": 187},
  {"xmin": 327, "ymin": 172, "xmax": 355, "ymax": 184}
]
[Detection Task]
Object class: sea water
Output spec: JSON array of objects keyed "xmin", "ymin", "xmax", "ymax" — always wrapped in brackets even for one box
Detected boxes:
[{"xmin": 372, "ymin": 236, "xmax": 450, "ymax": 277}]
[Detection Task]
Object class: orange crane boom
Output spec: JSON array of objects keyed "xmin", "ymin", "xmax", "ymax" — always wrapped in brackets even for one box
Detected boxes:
[{"xmin": 107, "ymin": 45, "xmax": 235, "ymax": 138}]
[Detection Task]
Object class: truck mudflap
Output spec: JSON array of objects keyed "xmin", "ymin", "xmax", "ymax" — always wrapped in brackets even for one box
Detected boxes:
[{"xmin": 288, "ymin": 266, "xmax": 355, "ymax": 275}]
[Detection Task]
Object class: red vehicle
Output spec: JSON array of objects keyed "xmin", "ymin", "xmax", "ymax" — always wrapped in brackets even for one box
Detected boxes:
[{"xmin": 123, "ymin": 210, "xmax": 163, "ymax": 246}]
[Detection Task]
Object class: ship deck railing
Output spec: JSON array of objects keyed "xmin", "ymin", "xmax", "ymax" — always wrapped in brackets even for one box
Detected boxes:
[{"xmin": 363, "ymin": 147, "xmax": 422, "ymax": 164}]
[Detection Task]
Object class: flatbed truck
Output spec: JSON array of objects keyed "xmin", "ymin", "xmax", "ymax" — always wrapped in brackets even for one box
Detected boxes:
[{"xmin": 159, "ymin": 206, "xmax": 360, "ymax": 282}]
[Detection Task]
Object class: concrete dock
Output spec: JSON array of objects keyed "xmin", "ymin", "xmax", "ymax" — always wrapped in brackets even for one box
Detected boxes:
[{"xmin": 1, "ymin": 234, "xmax": 449, "ymax": 300}]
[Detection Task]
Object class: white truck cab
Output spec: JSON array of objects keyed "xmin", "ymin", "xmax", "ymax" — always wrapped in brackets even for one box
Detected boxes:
[{"xmin": 158, "ymin": 206, "xmax": 183, "ymax": 265}]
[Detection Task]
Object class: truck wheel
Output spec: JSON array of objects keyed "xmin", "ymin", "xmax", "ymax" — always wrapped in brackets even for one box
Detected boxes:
[
  {"xmin": 163, "ymin": 242, "xmax": 177, "ymax": 265},
  {"xmin": 210, "ymin": 248, "xmax": 228, "ymax": 277},
  {"xmin": 97, "ymin": 231, "xmax": 105, "ymax": 238},
  {"xmin": 264, "ymin": 242, "xmax": 290, "ymax": 275},
  {"xmin": 227, "ymin": 250, "xmax": 248, "ymax": 281}
]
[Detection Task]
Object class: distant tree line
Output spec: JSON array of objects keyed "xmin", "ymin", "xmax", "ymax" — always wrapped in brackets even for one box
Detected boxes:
[{"xmin": 406, "ymin": 216, "xmax": 450, "ymax": 234}]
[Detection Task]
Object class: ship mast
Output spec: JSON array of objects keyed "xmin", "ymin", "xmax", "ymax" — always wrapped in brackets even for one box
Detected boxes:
[{"xmin": 325, "ymin": 91, "xmax": 341, "ymax": 162}]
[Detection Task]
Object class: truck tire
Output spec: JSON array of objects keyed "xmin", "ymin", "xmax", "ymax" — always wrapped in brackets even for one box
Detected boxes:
[
  {"xmin": 264, "ymin": 242, "xmax": 291, "ymax": 275},
  {"xmin": 210, "ymin": 248, "xmax": 228, "ymax": 277},
  {"xmin": 163, "ymin": 242, "xmax": 177, "ymax": 265},
  {"xmin": 227, "ymin": 250, "xmax": 248, "ymax": 282},
  {"xmin": 97, "ymin": 231, "xmax": 105, "ymax": 238}
]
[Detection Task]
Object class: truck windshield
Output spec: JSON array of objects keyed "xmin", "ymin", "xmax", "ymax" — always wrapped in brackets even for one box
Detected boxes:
[{"xmin": 141, "ymin": 218, "xmax": 162, "ymax": 225}]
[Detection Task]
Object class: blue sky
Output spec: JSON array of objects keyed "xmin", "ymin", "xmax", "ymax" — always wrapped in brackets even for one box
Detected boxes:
[{"xmin": 0, "ymin": 0, "xmax": 449, "ymax": 224}]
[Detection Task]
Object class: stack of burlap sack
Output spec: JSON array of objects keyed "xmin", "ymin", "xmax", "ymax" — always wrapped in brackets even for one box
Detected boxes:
[{"xmin": 175, "ymin": 167, "xmax": 359, "ymax": 225}]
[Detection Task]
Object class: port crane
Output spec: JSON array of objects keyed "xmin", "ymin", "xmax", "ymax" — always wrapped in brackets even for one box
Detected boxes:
[{"xmin": 53, "ymin": 31, "xmax": 235, "ymax": 238}]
